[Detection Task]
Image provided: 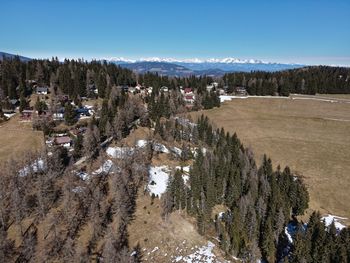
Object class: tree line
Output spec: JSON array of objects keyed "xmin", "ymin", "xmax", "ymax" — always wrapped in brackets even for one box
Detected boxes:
[{"xmin": 224, "ymin": 66, "xmax": 350, "ymax": 95}]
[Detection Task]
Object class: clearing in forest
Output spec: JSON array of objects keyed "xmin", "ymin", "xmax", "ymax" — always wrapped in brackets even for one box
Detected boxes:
[{"xmin": 0, "ymin": 115, "xmax": 44, "ymax": 163}]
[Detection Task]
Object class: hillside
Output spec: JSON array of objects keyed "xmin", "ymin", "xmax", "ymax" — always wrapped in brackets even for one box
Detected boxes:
[
  {"xmin": 0, "ymin": 57, "xmax": 349, "ymax": 262},
  {"xmin": 118, "ymin": 61, "xmax": 195, "ymax": 76},
  {"xmin": 0, "ymin": 51, "xmax": 31, "ymax": 62}
]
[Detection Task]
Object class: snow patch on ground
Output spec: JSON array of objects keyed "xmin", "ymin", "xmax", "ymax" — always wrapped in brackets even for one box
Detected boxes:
[
  {"xmin": 154, "ymin": 143, "xmax": 170, "ymax": 153},
  {"xmin": 176, "ymin": 166, "xmax": 191, "ymax": 184},
  {"xmin": 151, "ymin": 247, "xmax": 159, "ymax": 253},
  {"xmin": 176, "ymin": 165, "xmax": 191, "ymax": 173},
  {"xmin": 148, "ymin": 166, "xmax": 170, "ymax": 197},
  {"xmin": 72, "ymin": 186, "xmax": 85, "ymax": 193},
  {"xmin": 106, "ymin": 146, "xmax": 134, "ymax": 158},
  {"xmin": 4, "ymin": 113, "xmax": 16, "ymax": 119},
  {"xmin": 182, "ymin": 175, "xmax": 190, "ymax": 184},
  {"xmin": 220, "ymin": 95, "xmax": 248, "ymax": 102},
  {"xmin": 192, "ymin": 147, "xmax": 207, "ymax": 157},
  {"xmin": 173, "ymin": 241, "xmax": 222, "ymax": 263},
  {"xmin": 174, "ymin": 117, "xmax": 197, "ymax": 127},
  {"xmin": 76, "ymin": 171, "xmax": 89, "ymax": 181},
  {"xmin": 19, "ymin": 158, "xmax": 45, "ymax": 177},
  {"xmin": 136, "ymin": 139, "xmax": 170, "ymax": 153},
  {"xmin": 218, "ymin": 212, "xmax": 225, "ymax": 220},
  {"xmin": 135, "ymin": 140, "xmax": 171, "ymax": 154},
  {"xmin": 172, "ymin": 147, "xmax": 182, "ymax": 156},
  {"xmin": 322, "ymin": 214, "xmax": 347, "ymax": 231},
  {"xmin": 92, "ymin": 160, "xmax": 114, "ymax": 175},
  {"xmin": 136, "ymin": 139, "xmax": 148, "ymax": 148},
  {"xmin": 220, "ymin": 95, "xmax": 290, "ymax": 103},
  {"xmin": 285, "ymin": 226, "xmax": 293, "ymax": 243}
]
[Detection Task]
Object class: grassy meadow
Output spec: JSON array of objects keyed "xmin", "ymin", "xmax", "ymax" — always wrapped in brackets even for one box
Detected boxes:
[
  {"xmin": 0, "ymin": 115, "xmax": 44, "ymax": 163},
  {"xmin": 191, "ymin": 96, "xmax": 350, "ymax": 221}
]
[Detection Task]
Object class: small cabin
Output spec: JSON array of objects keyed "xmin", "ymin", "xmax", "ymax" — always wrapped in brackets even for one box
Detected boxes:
[
  {"xmin": 184, "ymin": 94, "xmax": 195, "ymax": 104},
  {"xmin": 55, "ymin": 136, "xmax": 72, "ymax": 148},
  {"xmin": 184, "ymin": 87, "xmax": 193, "ymax": 94},
  {"xmin": 76, "ymin": 107, "xmax": 90, "ymax": 117},
  {"xmin": 21, "ymin": 109, "xmax": 34, "ymax": 120},
  {"xmin": 36, "ymin": 87, "xmax": 48, "ymax": 95},
  {"xmin": 235, "ymin": 87, "xmax": 247, "ymax": 96},
  {"xmin": 160, "ymin": 86, "xmax": 169, "ymax": 93}
]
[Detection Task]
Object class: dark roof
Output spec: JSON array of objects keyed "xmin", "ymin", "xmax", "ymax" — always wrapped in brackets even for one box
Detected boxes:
[
  {"xmin": 37, "ymin": 87, "xmax": 48, "ymax": 92},
  {"xmin": 9, "ymin": 99, "xmax": 19, "ymax": 105},
  {"xmin": 2, "ymin": 109, "xmax": 15, "ymax": 114},
  {"xmin": 76, "ymin": 108, "xmax": 89, "ymax": 114},
  {"xmin": 22, "ymin": 109, "xmax": 34, "ymax": 113}
]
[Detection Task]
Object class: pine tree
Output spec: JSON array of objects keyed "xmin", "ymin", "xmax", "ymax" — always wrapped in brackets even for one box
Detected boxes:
[
  {"xmin": 261, "ymin": 216, "xmax": 276, "ymax": 263},
  {"xmin": 73, "ymin": 134, "xmax": 83, "ymax": 159},
  {"xmin": 64, "ymin": 102, "xmax": 77, "ymax": 125}
]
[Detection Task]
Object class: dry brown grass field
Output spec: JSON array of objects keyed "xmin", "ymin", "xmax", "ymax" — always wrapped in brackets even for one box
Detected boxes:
[
  {"xmin": 128, "ymin": 192, "xmax": 230, "ymax": 262},
  {"xmin": 0, "ymin": 115, "xmax": 44, "ymax": 163},
  {"xmin": 191, "ymin": 96, "xmax": 350, "ymax": 222}
]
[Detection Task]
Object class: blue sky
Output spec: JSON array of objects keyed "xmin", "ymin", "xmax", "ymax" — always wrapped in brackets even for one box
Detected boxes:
[{"xmin": 1, "ymin": 0, "xmax": 349, "ymax": 65}]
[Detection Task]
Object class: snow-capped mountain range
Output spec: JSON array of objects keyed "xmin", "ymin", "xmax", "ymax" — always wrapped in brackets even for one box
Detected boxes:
[
  {"xmin": 106, "ymin": 57, "xmax": 269, "ymax": 64},
  {"xmin": 105, "ymin": 57, "xmax": 305, "ymax": 76}
]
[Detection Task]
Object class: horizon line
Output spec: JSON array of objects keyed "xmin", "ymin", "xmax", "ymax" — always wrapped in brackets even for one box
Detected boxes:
[{"xmin": 2, "ymin": 50, "xmax": 350, "ymax": 67}]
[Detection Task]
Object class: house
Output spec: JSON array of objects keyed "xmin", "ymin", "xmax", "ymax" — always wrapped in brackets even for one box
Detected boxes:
[
  {"xmin": 2, "ymin": 108, "xmax": 16, "ymax": 119},
  {"xmin": 135, "ymin": 84, "xmax": 144, "ymax": 91},
  {"xmin": 206, "ymin": 82, "xmax": 217, "ymax": 91},
  {"xmin": 218, "ymin": 88, "xmax": 226, "ymax": 95},
  {"xmin": 21, "ymin": 109, "xmax": 34, "ymax": 120},
  {"xmin": 206, "ymin": 85, "xmax": 214, "ymax": 91},
  {"xmin": 160, "ymin": 86, "xmax": 169, "ymax": 93},
  {"xmin": 27, "ymin": 80, "xmax": 37, "ymax": 85},
  {"xmin": 52, "ymin": 107, "xmax": 65, "ymax": 121},
  {"xmin": 70, "ymin": 127, "xmax": 87, "ymax": 137},
  {"xmin": 235, "ymin": 87, "xmax": 247, "ymax": 96},
  {"xmin": 36, "ymin": 86, "xmax": 48, "ymax": 95},
  {"xmin": 76, "ymin": 107, "xmax": 90, "ymax": 118},
  {"xmin": 211, "ymin": 82, "xmax": 219, "ymax": 87},
  {"xmin": 87, "ymin": 84, "xmax": 98, "ymax": 95},
  {"xmin": 53, "ymin": 113, "xmax": 64, "ymax": 121},
  {"xmin": 2, "ymin": 109, "xmax": 15, "ymax": 115},
  {"xmin": 37, "ymin": 110, "xmax": 51, "ymax": 119},
  {"xmin": 121, "ymin": 85, "xmax": 130, "ymax": 92},
  {"xmin": 55, "ymin": 136, "xmax": 72, "ymax": 148},
  {"xmin": 9, "ymin": 99, "xmax": 19, "ymax": 107},
  {"xmin": 207, "ymin": 82, "xmax": 219, "ymax": 92},
  {"xmin": 184, "ymin": 94, "xmax": 195, "ymax": 104},
  {"xmin": 184, "ymin": 87, "xmax": 193, "ymax": 94},
  {"xmin": 128, "ymin": 86, "xmax": 136, "ymax": 94},
  {"xmin": 56, "ymin": 95, "xmax": 70, "ymax": 103}
]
